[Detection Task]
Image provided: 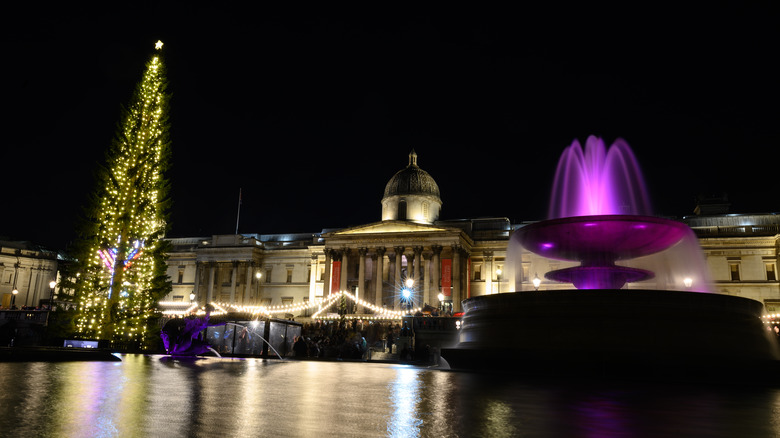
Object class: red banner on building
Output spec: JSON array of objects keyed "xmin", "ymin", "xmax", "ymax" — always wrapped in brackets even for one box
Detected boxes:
[
  {"xmin": 331, "ymin": 261, "xmax": 341, "ymax": 294},
  {"xmin": 441, "ymin": 258, "xmax": 452, "ymax": 297}
]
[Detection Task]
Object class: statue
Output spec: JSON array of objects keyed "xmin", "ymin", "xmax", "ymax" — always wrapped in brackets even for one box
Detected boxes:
[{"xmin": 160, "ymin": 305, "xmax": 225, "ymax": 356}]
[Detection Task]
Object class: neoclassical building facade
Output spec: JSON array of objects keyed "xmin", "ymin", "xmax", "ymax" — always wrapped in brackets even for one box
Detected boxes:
[
  {"xmin": 163, "ymin": 151, "xmax": 511, "ymax": 314},
  {"xmin": 161, "ymin": 153, "xmax": 780, "ymax": 316},
  {"xmin": 0, "ymin": 240, "xmax": 59, "ymax": 309}
]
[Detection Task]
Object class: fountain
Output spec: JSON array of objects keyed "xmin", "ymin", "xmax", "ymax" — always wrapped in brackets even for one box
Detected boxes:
[{"xmin": 442, "ymin": 136, "xmax": 780, "ymax": 383}]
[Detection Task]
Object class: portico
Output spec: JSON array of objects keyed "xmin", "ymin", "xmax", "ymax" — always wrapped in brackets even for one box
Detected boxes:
[{"xmin": 320, "ymin": 221, "xmax": 472, "ymax": 312}]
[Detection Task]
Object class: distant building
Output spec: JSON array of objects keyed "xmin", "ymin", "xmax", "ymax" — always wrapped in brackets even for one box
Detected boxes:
[
  {"xmin": 684, "ymin": 211, "xmax": 780, "ymax": 311},
  {"xmin": 0, "ymin": 240, "xmax": 59, "ymax": 309}
]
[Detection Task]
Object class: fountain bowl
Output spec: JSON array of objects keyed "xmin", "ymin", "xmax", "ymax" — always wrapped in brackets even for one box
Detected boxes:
[{"xmin": 516, "ymin": 215, "xmax": 690, "ymax": 262}]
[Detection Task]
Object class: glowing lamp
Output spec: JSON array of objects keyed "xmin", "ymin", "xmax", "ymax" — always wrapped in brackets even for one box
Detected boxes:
[{"xmin": 532, "ymin": 274, "xmax": 541, "ymax": 291}]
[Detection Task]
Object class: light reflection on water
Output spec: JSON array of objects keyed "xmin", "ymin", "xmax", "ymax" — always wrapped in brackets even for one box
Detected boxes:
[{"xmin": 2, "ymin": 355, "xmax": 780, "ymax": 437}]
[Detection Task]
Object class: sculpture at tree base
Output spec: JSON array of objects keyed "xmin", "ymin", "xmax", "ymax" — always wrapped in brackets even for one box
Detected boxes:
[{"xmin": 161, "ymin": 307, "xmax": 225, "ymax": 356}]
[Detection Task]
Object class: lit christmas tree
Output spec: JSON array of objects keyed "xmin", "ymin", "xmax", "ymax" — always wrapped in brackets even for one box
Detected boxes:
[{"xmin": 73, "ymin": 40, "xmax": 172, "ymax": 348}]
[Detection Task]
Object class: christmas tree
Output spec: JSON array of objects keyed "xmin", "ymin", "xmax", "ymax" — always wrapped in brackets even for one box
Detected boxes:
[{"xmin": 73, "ymin": 40, "xmax": 172, "ymax": 348}]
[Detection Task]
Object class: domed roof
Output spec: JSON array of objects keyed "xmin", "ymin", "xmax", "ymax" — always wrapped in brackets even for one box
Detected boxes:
[{"xmin": 383, "ymin": 150, "xmax": 441, "ymax": 200}]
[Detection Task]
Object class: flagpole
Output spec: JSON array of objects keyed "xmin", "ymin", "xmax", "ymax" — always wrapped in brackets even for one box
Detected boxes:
[{"xmin": 235, "ymin": 188, "xmax": 242, "ymax": 235}]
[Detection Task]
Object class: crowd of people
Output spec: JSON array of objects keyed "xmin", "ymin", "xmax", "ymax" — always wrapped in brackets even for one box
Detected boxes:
[{"xmin": 289, "ymin": 319, "xmax": 434, "ymax": 363}]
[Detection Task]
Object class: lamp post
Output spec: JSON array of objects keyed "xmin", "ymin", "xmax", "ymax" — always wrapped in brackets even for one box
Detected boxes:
[
  {"xmin": 496, "ymin": 268, "xmax": 502, "ymax": 293},
  {"xmin": 189, "ymin": 292, "xmax": 196, "ymax": 304},
  {"xmin": 49, "ymin": 280, "xmax": 56, "ymax": 310},
  {"xmin": 438, "ymin": 292, "xmax": 444, "ymax": 313},
  {"xmin": 402, "ymin": 278, "xmax": 414, "ymax": 314},
  {"xmin": 11, "ymin": 289, "xmax": 18, "ymax": 308},
  {"xmin": 532, "ymin": 273, "xmax": 541, "ymax": 291}
]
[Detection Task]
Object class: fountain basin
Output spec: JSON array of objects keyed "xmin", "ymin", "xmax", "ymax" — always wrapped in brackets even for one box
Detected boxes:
[{"xmin": 442, "ymin": 290, "xmax": 780, "ymax": 382}]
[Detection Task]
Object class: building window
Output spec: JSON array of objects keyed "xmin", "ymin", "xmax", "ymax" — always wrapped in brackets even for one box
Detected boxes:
[
  {"xmin": 265, "ymin": 268, "xmax": 272, "ymax": 283},
  {"xmin": 522, "ymin": 264, "xmax": 529, "ymax": 282},
  {"xmin": 177, "ymin": 270, "xmax": 184, "ymax": 284},
  {"xmin": 282, "ymin": 297, "xmax": 293, "ymax": 306},
  {"xmin": 286, "ymin": 269, "xmax": 293, "ymax": 284},
  {"xmin": 398, "ymin": 200, "xmax": 407, "ymax": 220},
  {"xmin": 173, "ymin": 295, "xmax": 183, "ymax": 302},
  {"xmin": 729, "ymin": 263, "xmax": 741, "ymax": 281},
  {"xmin": 767, "ymin": 263, "xmax": 777, "ymax": 281},
  {"xmin": 473, "ymin": 264, "xmax": 481, "ymax": 281}
]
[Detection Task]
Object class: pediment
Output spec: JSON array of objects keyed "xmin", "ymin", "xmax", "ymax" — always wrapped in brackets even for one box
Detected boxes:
[{"xmin": 328, "ymin": 221, "xmax": 452, "ymax": 236}]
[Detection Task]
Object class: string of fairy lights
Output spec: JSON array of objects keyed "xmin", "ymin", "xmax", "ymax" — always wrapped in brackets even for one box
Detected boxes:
[
  {"xmin": 159, "ymin": 290, "xmax": 422, "ymax": 321},
  {"xmin": 75, "ymin": 41, "xmax": 169, "ymax": 344}
]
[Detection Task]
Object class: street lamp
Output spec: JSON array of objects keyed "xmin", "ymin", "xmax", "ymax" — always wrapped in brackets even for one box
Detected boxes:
[
  {"xmin": 11, "ymin": 289, "xmax": 18, "ymax": 308},
  {"xmin": 496, "ymin": 268, "xmax": 502, "ymax": 293},
  {"xmin": 189, "ymin": 292, "xmax": 196, "ymax": 303},
  {"xmin": 437, "ymin": 292, "xmax": 445, "ymax": 313},
  {"xmin": 49, "ymin": 280, "xmax": 56, "ymax": 310},
  {"xmin": 402, "ymin": 278, "xmax": 414, "ymax": 314},
  {"xmin": 532, "ymin": 273, "xmax": 541, "ymax": 291},
  {"xmin": 683, "ymin": 277, "xmax": 693, "ymax": 289}
]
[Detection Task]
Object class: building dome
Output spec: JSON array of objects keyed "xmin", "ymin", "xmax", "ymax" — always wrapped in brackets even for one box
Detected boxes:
[
  {"xmin": 382, "ymin": 150, "xmax": 442, "ymax": 224},
  {"xmin": 383, "ymin": 150, "xmax": 441, "ymax": 199}
]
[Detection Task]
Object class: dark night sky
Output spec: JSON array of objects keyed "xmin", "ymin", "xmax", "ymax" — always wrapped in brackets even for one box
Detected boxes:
[{"xmin": 2, "ymin": 5, "xmax": 778, "ymax": 251}]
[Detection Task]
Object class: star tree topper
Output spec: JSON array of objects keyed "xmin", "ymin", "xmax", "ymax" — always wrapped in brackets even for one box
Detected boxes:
[{"xmin": 155, "ymin": 40, "xmax": 164, "ymax": 50}]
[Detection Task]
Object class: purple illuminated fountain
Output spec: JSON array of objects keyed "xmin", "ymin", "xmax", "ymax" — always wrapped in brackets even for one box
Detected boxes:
[
  {"xmin": 443, "ymin": 136, "xmax": 779, "ymax": 382},
  {"xmin": 514, "ymin": 136, "xmax": 709, "ymax": 291}
]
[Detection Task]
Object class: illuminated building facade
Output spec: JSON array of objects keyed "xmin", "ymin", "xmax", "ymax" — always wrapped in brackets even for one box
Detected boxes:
[
  {"xmin": 0, "ymin": 240, "xmax": 58, "ymax": 309},
  {"xmin": 163, "ymin": 151, "xmax": 511, "ymax": 314},
  {"xmin": 161, "ymin": 155, "xmax": 780, "ymax": 316}
]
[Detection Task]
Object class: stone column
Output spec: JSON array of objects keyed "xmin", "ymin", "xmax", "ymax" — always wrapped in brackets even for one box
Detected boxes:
[
  {"xmin": 452, "ymin": 245, "xmax": 461, "ymax": 311},
  {"xmin": 230, "ymin": 261, "xmax": 238, "ymax": 304},
  {"xmin": 394, "ymin": 246, "xmax": 404, "ymax": 310},
  {"xmin": 207, "ymin": 262, "xmax": 216, "ymax": 304},
  {"xmin": 340, "ymin": 248, "xmax": 349, "ymax": 293},
  {"xmin": 357, "ymin": 247, "xmax": 367, "ymax": 312},
  {"xmin": 413, "ymin": 246, "xmax": 422, "ymax": 306},
  {"xmin": 374, "ymin": 247, "xmax": 385, "ymax": 308},
  {"xmin": 323, "ymin": 249, "xmax": 332, "ymax": 296},
  {"xmin": 244, "ymin": 261, "xmax": 253, "ymax": 304},
  {"xmin": 423, "ymin": 252, "xmax": 431, "ymax": 307},
  {"xmin": 309, "ymin": 254, "xmax": 319, "ymax": 302},
  {"xmin": 431, "ymin": 245, "xmax": 442, "ymax": 306},
  {"xmin": 485, "ymin": 251, "xmax": 494, "ymax": 295},
  {"xmin": 193, "ymin": 261, "xmax": 202, "ymax": 304}
]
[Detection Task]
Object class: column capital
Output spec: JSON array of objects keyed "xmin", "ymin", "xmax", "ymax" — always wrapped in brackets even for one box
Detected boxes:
[
  {"xmin": 431, "ymin": 244, "xmax": 443, "ymax": 255},
  {"xmin": 358, "ymin": 247, "xmax": 368, "ymax": 256},
  {"xmin": 374, "ymin": 246, "xmax": 386, "ymax": 256}
]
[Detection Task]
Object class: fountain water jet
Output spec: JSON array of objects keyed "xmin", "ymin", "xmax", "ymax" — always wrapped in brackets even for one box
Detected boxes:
[{"xmin": 443, "ymin": 136, "xmax": 779, "ymax": 382}]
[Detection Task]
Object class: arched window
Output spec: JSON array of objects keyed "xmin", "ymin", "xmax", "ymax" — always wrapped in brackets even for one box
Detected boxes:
[{"xmin": 398, "ymin": 199, "xmax": 407, "ymax": 220}]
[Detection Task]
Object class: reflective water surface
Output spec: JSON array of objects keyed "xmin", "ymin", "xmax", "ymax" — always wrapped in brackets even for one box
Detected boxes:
[{"xmin": 2, "ymin": 355, "xmax": 780, "ymax": 437}]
